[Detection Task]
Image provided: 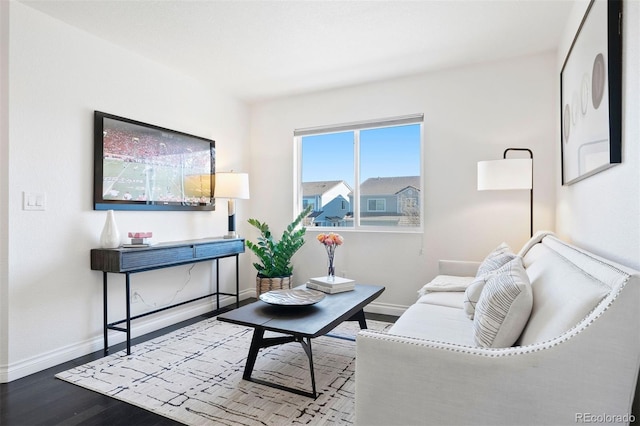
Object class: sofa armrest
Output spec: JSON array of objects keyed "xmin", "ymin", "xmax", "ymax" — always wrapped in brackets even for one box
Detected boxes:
[
  {"xmin": 355, "ymin": 328, "xmax": 638, "ymax": 426},
  {"xmin": 438, "ymin": 260, "xmax": 480, "ymax": 276},
  {"xmin": 356, "ymin": 330, "xmax": 542, "ymax": 425}
]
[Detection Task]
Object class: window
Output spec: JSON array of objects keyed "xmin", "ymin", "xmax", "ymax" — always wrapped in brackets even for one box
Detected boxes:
[
  {"xmin": 295, "ymin": 114, "xmax": 423, "ymax": 231},
  {"xmin": 368, "ymin": 199, "xmax": 386, "ymax": 212}
]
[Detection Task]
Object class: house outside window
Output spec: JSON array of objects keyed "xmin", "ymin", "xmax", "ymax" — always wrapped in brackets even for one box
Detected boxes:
[{"xmin": 294, "ymin": 114, "xmax": 423, "ymax": 232}]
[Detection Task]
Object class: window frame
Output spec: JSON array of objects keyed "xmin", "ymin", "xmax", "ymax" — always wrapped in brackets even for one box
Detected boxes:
[{"xmin": 294, "ymin": 114, "xmax": 424, "ymax": 233}]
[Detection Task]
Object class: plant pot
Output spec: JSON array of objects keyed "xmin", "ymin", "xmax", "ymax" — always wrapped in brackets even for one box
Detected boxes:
[{"xmin": 256, "ymin": 275, "xmax": 292, "ymax": 296}]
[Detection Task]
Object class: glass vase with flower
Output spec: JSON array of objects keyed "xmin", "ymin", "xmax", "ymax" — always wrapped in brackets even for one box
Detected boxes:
[{"xmin": 317, "ymin": 232, "xmax": 344, "ymax": 282}]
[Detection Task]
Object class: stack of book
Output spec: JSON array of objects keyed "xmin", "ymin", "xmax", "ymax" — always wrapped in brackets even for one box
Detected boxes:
[
  {"xmin": 122, "ymin": 232, "xmax": 153, "ymax": 248},
  {"xmin": 306, "ymin": 276, "xmax": 355, "ymax": 294}
]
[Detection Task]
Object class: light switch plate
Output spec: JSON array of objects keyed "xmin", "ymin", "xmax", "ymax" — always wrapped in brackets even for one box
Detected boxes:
[{"xmin": 23, "ymin": 192, "xmax": 46, "ymax": 211}]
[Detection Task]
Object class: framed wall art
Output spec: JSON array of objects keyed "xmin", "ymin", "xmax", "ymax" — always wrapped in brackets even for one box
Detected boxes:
[{"xmin": 560, "ymin": 0, "xmax": 623, "ymax": 185}]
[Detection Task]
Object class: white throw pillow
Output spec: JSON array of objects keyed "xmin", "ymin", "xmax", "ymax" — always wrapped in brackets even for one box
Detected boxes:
[
  {"xmin": 473, "ymin": 258, "xmax": 533, "ymax": 348},
  {"xmin": 463, "ymin": 276, "xmax": 487, "ymax": 319},
  {"xmin": 476, "ymin": 242, "xmax": 517, "ymax": 277}
]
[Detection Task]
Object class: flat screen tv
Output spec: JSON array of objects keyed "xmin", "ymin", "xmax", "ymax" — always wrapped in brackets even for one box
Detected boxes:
[{"xmin": 94, "ymin": 111, "xmax": 215, "ymax": 211}]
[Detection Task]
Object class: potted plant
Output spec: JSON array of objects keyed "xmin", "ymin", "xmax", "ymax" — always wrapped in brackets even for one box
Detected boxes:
[{"xmin": 246, "ymin": 205, "xmax": 313, "ymax": 295}]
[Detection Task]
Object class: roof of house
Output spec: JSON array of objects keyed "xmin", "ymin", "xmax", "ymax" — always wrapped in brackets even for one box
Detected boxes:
[
  {"xmin": 302, "ymin": 180, "xmax": 352, "ymax": 196},
  {"xmin": 359, "ymin": 176, "xmax": 421, "ymax": 196}
]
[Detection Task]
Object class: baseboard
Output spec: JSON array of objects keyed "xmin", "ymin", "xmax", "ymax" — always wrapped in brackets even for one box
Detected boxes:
[
  {"xmin": 364, "ymin": 300, "xmax": 408, "ymax": 317},
  {"xmin": 0, "ymin": 291, "xmax": 252, "ymax": 383}
]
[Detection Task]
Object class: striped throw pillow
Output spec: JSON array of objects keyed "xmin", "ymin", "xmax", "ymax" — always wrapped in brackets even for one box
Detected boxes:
[
  {"xmin": 473, "ymin": 258, "xmax": 533, "ymax": 348},
  {"xmin": 476, "ymin": 242, "xmax": 517, "ymax": 277},
  {"xmin": 464, "ymin": 257, "xmax": 523, "ymax": 319}
]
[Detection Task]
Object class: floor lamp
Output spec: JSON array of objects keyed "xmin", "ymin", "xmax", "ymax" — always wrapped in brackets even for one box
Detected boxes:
[
  {"xmin": 477, "ymin": 148, "xmax": 533, "ymax": 237},
  {"xmin": 214, "ymin": 172, "xmax": 250, "ymax": 239}
]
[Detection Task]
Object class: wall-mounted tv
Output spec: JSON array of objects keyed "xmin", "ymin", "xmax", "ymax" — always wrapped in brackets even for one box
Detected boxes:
[{"xmin": 94, "ymin": 111, "xmax": 215, "ymax": 211}]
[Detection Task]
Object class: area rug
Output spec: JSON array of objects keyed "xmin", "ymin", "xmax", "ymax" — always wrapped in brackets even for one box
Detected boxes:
[{"xmin": 56, "ymin": 317, "xmax": 392, "ymax": 425}]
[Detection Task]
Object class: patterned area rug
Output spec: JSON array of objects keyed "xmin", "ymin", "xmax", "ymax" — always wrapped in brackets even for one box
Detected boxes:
[{"xmin": 56, "ymin": 317, "xmax": 391, "ymax": 425}]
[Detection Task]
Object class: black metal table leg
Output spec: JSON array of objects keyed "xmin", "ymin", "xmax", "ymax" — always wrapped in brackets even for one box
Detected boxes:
[
  {"xmin": 351, "ymin": 309, "xmax": 368, "ymax": 329},
  {"xmin": 243, "ymin": 327, "xmax": 265, "ymax": 380},
  {"xmin": 326, "ymin": 309, "xmax": 369, "ymax": 342},
  {"xmin": 125, "ymin": 273, "xmax": 131, "ymax": 355},
  {"xmin": 299, "ymin": 337, "xmax": 317, "ymax": 398},
  {"xmin": 215, "ymin": 259, "xmax": 220, "ymax": 311},
  {"xmin": 242, "ymin": 328, "xmax": 318, "ymax": 398},
  {"xmin": 235, "ymin": 254, "xmax": 240, "ymax": 308},
  {"xmin": 103, "ymin": 272, "xmax": 109, "ymax": 355}
]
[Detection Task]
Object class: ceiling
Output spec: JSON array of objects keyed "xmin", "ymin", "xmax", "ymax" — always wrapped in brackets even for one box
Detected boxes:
[{"xmin": 20, "ymin": 0, "xmax": 575, "ymax": 103}]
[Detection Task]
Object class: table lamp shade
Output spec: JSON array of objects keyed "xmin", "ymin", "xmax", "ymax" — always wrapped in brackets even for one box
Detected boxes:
[
  {"xmin": 214, "ymin": 172, "xmax": 249, "ymax": 239},
  {"xmin": 477, "ymin": 158, "xmax": 532, "ymax": 191},
  {"xmin": 215, "ymin": 172, "xmax": 250, "ymax": 199}
]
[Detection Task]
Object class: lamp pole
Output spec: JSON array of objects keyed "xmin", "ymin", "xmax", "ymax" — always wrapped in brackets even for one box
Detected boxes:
[{"xmin": 503, "ymin": 148, "xmax": 533, "ymax": 237}]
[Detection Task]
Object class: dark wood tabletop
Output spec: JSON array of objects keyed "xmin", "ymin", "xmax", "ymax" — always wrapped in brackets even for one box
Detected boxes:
[{"xmin": 217, "ymin": 284, "xmax": 385, "ymax": 338}]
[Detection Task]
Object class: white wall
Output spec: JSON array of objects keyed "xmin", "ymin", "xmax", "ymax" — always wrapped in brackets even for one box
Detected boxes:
[
  {"xmin": 1, "ymin": 2, "xmax": 251, "ymax": 381},
  {"xmin": 0, "ymin": 0, "xmax": 10, "ymax": 376},
  {"xmin": 249, "ymin": 52, "xmax": 557, "ymax": 314},
  {"xmin": 556, "ymin": 0, "xmax": 640, "ymax": 270}
]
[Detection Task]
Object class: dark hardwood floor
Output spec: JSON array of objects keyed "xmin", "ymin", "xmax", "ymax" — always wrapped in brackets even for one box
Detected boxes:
[{"xmin": 0, "ymin": 300, "xmax": 397, "ymax": 426}]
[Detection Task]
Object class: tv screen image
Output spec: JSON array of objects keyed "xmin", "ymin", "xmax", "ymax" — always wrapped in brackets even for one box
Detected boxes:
[{"xmin": 94, "ymin": 111, "xmax": 216, "ymax": 211}]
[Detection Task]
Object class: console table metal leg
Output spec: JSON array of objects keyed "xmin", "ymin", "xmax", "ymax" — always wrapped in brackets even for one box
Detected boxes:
[
  {"xmin": 215, "ymin": 259, "xmax": 220, "ymax": 311},
  {"xmin": 103, "ymin": 272, "xmax": 109, "ymax": 355},
  {"xmin": 125, "ymin": 273, "xmax": 131, "ymax": 355},
  {"xmin": 235, "ymin": 254, "xmax": 240, "ymax": 308}
]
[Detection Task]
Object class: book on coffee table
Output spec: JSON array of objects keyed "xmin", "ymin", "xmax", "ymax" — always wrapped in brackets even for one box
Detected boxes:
[
  {"xmin": 309, "ymin": 276, "xmax": 355, "ymax": 286},
  {"xmin": 307, "ymin": 276, "xmax": 355, "ymax": 293},
  {"xmin": 306, "ymin": 281, "xmax": 354, "ymax": 294}
]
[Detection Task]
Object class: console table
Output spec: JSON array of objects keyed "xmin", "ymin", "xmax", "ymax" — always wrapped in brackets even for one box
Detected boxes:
[{"xmin": 91, "ymin": 237, "xmax": 245, "ymax": 355}]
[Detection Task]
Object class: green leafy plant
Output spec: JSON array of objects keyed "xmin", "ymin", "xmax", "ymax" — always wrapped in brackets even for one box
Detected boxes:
[{"xmin": 246, "ymin": 205, "xmax": 313, "ymax": 278}]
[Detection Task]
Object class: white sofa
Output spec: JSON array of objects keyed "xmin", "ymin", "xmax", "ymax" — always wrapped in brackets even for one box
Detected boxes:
[{"xmin": 356, "ymin": 232, "xmax": 640, "ymax": 425}]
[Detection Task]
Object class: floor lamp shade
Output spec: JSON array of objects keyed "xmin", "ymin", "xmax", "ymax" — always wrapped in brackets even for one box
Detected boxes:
[
  {"xmin": 477, "ymin": 148, "xmax": 534, "ymax": 237},
  {"xmin": 214, "ymin": 172, "xmax": 250, "ymax": 238},
  {"xmin": 477, "ymin": 159, "xmax": 533, "ymax": 191}
]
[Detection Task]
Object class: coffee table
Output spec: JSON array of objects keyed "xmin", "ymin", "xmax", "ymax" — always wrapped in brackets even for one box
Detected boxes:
[{"xmin": 217, "ymin": 283, "xmax": 385, "ymax": 398}]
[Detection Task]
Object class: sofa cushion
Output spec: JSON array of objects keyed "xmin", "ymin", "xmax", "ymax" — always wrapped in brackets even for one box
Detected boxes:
[
  {"xmin": 476, "ymin": 242, "xmax": 517, "ymax": 277},
  {"xmin": 473, "ymin": 258, "xmax": 533, "ymax": 347},
  {"xmin": 518, "ymin": 241, "xmax": 611, "ymax": 345},
  {"xmin": 388, "ymin": 303, "xmax": 475, "ymax": 346},
  {"xmin": 417, "ymin": 291, "xmax": 465, "ymax": 309}
]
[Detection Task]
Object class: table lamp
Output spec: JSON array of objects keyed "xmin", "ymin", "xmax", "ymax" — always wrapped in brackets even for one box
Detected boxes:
[{"xmin": 214, "ymin": 172, "xmax": 250, "ymax": 239}]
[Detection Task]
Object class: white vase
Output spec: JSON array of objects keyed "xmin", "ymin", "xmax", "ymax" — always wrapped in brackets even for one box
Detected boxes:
[{"xmin": 100, "ymin": 210, "xmax": 121, "ymax": 248}]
